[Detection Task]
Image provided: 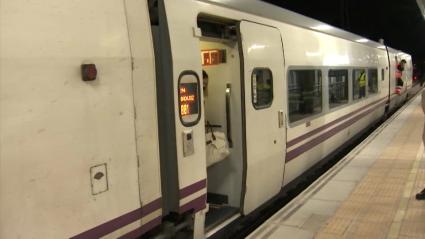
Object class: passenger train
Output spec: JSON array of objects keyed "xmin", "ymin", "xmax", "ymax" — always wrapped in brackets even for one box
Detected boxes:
[{"xmin": 0, "ymin": 0, "xmax": 421, "ymax": 238}]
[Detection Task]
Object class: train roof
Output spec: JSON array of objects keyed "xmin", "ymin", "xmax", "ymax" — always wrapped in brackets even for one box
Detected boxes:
[{"xmin": 201, "ymin": 0, "xmax": 399, "ymax": 52}]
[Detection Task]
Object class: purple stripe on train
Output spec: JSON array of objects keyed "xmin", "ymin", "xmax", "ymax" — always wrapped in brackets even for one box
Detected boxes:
[
  {"xmin": 179, "ymin": 179, "xmax": 207, "ymax": 199},
  {"xmin": 179, "ymin": 194, "xmax": 207, "ymax": 214},
  {"xmin": 70, "ymin": 198, "xmax": 161, "ymax": 239},
  {"xmin": 286, "ymin": 101, "xmax": 386, "ymax": 162},
  {"xmin": 117, "ymin": 216, "xmax": 162, "ymax": 239},
  {"xmin": 287, "ymin": 97, "xmax": 386, "ymax": 148}
]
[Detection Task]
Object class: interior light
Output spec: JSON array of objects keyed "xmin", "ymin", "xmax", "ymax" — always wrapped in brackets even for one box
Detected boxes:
[{"xmin": 377, "ymin": 45, "xmax": 386, "ymax": 49}]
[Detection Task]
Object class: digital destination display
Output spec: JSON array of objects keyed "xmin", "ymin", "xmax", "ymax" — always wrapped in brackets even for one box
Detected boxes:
[
  {"xmin": 201, "ymin": 49, "xmax": 226, "ymax": 66},
  {"xmin": 179, "ymin": 83, "xmax": 199, "ymax": 116}
]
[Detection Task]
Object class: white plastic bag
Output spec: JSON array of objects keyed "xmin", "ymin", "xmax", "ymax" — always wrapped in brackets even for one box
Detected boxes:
[{"xmin": 206, "ymin": 131, "xmax": 230, "ymax": 167}]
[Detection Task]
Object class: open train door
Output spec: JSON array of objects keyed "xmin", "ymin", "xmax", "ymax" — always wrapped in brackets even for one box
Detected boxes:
[{"xmin": 238, "ymin": 21, "xmax": 286, "ymax": 214}]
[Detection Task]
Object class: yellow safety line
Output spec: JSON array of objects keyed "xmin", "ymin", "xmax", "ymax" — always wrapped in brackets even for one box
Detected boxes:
[{"xmin": 386, "ymin": 143, "xmax": 424, "ymax": 239}]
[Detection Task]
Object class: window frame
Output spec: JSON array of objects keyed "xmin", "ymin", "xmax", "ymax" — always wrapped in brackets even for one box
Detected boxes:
[
  {"xmin": 287, "ymin": 65, "xmax": 383, "ymax": 128},
  {"xmin": 287, "ymin": 66, "xmax": 324, "ymax": 126},
  {"xmin": 381, "ymin": 68, "xmax": 385, "ymax": 81},
  {"xmin": 177, "ymin": 70, "xmax": 202, "ymax": 127},
  {"xmin": 328, "ymin": 69, "xmax": 349, "ymax": 109},
  {"xmin": 251, "ymin": 67, "xmax": 274, "ymax": 110},
  {"xmin": 367, "ymin": 68, "xmax": 379, "ymax": 95}
]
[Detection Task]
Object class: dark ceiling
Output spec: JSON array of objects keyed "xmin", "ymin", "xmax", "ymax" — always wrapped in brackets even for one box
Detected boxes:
[{"xmin": 263, "ymin": 0, "xmax": 425, "ymax": 65}]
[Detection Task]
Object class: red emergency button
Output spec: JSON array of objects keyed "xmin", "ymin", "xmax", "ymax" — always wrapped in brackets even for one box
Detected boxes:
[{"xmin": 81, "ymin": 64, "xmax": 97, "ymax": 81}]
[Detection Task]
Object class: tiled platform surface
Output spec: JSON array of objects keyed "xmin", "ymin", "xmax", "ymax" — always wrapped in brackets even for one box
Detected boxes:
[{"xmin": 248, "ymin": 94, "xmax": 425, "ymax": 239}]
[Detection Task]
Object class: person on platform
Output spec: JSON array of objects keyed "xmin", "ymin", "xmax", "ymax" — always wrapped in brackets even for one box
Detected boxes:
[
  {"xmin": 416, "ymin": 89, "xmax": 425, "ymax": 200},
  {"xmin": 396, "ymin": 59, "xmax": 406, "ymax": 89},
  {"xmin": 202, "ymin": 70, "xmax": 209, "ymax": 91}
]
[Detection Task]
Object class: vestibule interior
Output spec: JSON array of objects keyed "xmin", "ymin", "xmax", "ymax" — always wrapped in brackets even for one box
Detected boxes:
[{"xmin": 199, "ymin": 19, "xmax": 244, "ymax": 230}]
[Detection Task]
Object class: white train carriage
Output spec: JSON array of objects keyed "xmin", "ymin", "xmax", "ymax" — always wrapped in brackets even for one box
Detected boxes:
[
  {"xmin": 152, "ymin": 0, "xmax": 414, "ymax": 237},
  {"xmin": 1, "ymin": 0, "xmax": 417, "ymax": 238},
  {"xmin": 281, "ymin": 34, "xmax": 389, "ymax": 184},
  {"xmin": 0, "ymin": 0, "xmax": 162, "ymax": 238}
]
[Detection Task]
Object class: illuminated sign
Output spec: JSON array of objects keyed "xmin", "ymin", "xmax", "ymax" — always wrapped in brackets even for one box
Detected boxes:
[
  {"xmin": 201, "ymin": 49, "xmax": 226, "ymax": 66},
  {"xmin": 179, "ymin": 83, "xmax": 199, "ymax": 116}
]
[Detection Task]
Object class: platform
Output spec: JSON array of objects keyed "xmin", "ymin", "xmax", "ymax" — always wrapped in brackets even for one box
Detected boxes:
[{"xmin": 248, "ymin": 93, "xmax": 425, "ymax": 239}]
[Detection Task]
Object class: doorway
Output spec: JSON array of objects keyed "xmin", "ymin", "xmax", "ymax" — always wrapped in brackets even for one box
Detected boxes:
[{"xmin": 198, "ymin": 17, "xmax": 244, "ymax": 231}]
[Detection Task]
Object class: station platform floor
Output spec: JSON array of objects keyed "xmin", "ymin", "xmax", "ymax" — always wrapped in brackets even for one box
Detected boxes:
[{"xmin": 247, "ymin": 94, "xmax": 425, "ymax": 239}]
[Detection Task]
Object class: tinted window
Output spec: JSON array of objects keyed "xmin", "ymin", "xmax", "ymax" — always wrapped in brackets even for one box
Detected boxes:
[
  {"xmin": 288, "ymin": 70, "xmax": 322, "ymax": 123},
  {"xmin": 328, "ymin": 69, "xmax": 349, "ymax": 109},
  {"xmin": 368, "ymin": 69, "xmax": 378, "ymax": 94},
  {"xmin": 353, "ymin": 69, "xmax": 367, "ymax": 100},
  {"xmin": 252, "ymin": 68, "xmax": 273, "ymax": 109},
  {"xmin": 381, "ymin": 68, "xmax": 385, "ymax": 81}
]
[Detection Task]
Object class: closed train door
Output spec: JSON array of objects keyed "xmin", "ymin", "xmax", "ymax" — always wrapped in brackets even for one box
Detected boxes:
[{"xmin": 238, "ymin": 21, "xmax": 286, "ymax": 214}]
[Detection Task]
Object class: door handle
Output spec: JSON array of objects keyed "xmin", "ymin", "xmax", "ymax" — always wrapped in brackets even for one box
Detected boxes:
[
  {"xmin": 226, "ymin": 83, "xmax": 233, "ymax": 148},
  {"xmin": 278, "ymin": 110, "xmax": 284, "ymax": 128}
]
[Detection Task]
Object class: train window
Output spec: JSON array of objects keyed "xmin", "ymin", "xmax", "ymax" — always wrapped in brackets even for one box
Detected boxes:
[
  {"xmin": 328, "ymin": 69, "xmax": 349, "ymax": 109},
  {"xmin": 288, "ymin": 69, "xmax": 322, "ymax": 123},
  {"xmin": 252, "ymin": 68, "xmax": 273, "ymax": 109},
  {"xmin": 178, "ymin": 71, "xmax": 201, "ymax": 126},
  {"xmin": 353, "ymin": 69, "xmax": 367, "ymax": 100},
  {"xmin": 381, "ymin": 68, "xmax": 385, "ymax": 81},
  {"xmin": 368, "ymin": 69, "xmax": 379, "ymax": 94}
]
